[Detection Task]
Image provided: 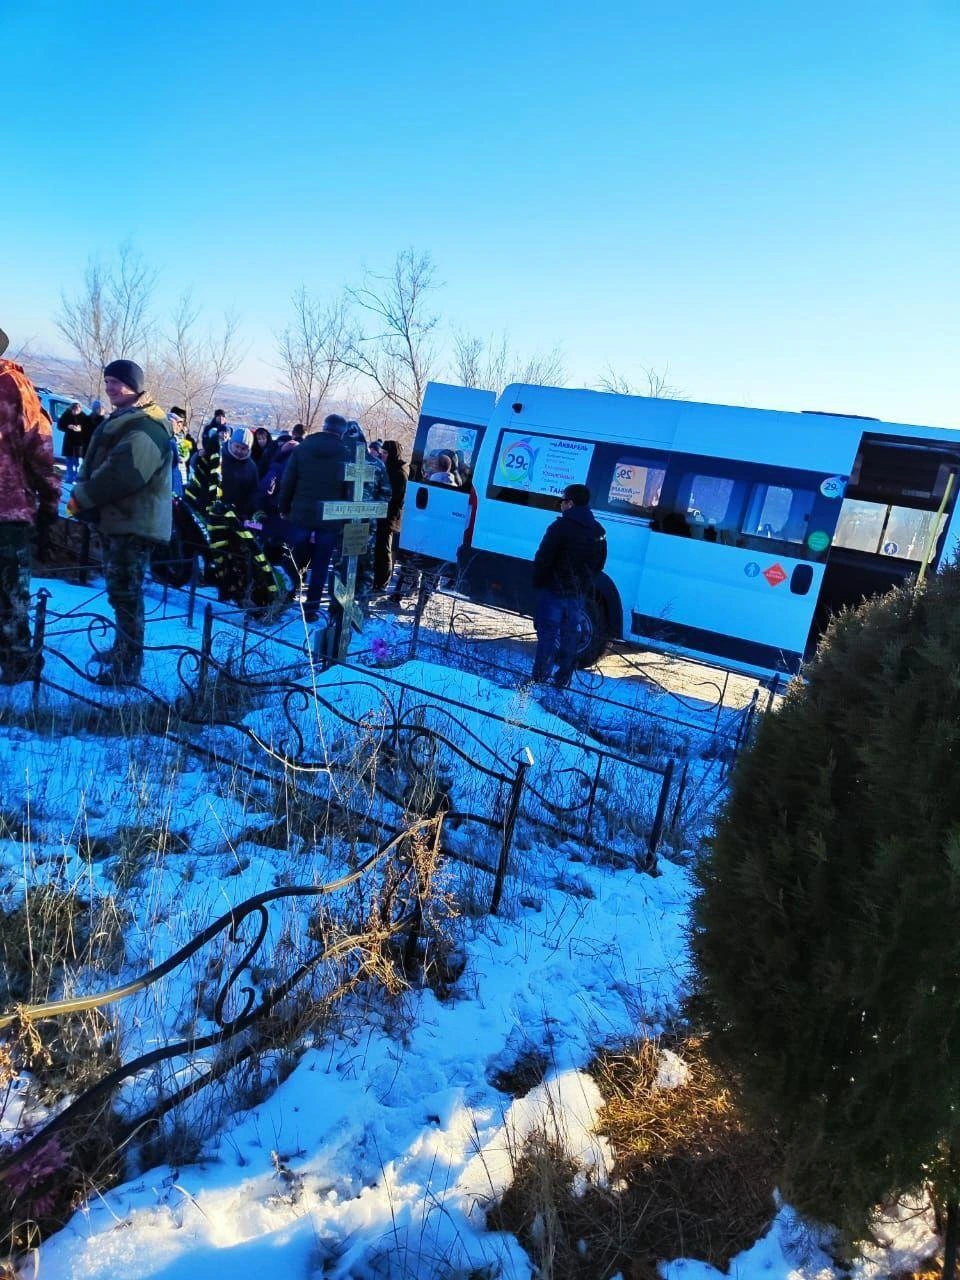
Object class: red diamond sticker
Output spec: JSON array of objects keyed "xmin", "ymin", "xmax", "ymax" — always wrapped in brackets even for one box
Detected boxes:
[{"xmin": 763, "ymin": 562, "xmax": 787, "ymax": 587}]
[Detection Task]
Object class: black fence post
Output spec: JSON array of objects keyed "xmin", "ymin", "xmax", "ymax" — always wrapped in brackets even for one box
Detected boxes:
[
  {"xmin": 443, "ymin": 595, "xmax": 457, "ymax": 655},
  {"xmin": 731, "ymin": 688, "xmax": 760, "ymax": 768},
  {"xmin": 393, "ymin": 685, "xmax": 406, "ymax": 757},
  {"xmin": 311, "ymin": 615, "xmax": 335, "ymax": 668},
  {"xmin": 584, "ymin": 754, "xmax": 604, "ymax": 847},
  {"xmin": 31, "ymin": 588, "xmax": 50, "ymax": 711},
  {"xmin": 764, "ymin": 674, "xmax": 780, "ymax": 713},
  {"xmin": 715, "ymin": 669, "xmax": 730, "ymax": 730},
  {"xmin": 241, "ymin": 611, "xmax": 250, "ymax": 666},
  {"xmin": 407, "ymin": 576, "xmax": 430, "ymax": 665},
  {"xmin": 197, "ymin": 603, "xmax": 214, "ymax": 702},
  {"xmin": 668, "ymin": 760, "xmax": 689, "ymax": 838},
  {"xmin": 490, "ymin": 746, "xmax": 534, "ymax": 916},
  {"xmin": 187, "ymin": 555, "xmax": 199, "ymax": 630},
  {"xmin": 646, "ymin": 757, "xmax": 675, "ymax": 868}
]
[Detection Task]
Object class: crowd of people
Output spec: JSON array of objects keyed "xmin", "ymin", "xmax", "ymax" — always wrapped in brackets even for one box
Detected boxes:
[
  {"xmin": 0, "ymin": 343, "xmax": 412, "ymax": 686},
  {"xmin": 0, "ymin": 333, "xmax": 607, "ymax": 692}
]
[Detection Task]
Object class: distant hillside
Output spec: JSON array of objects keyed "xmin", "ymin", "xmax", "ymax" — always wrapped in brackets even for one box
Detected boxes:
[
  {"xmin": 20, "ymin": 352, "xmax": 413, "ymax": 443},
  {"xmin": 20, "ymin": 353, "xmax": 288, "ymax": 430}
]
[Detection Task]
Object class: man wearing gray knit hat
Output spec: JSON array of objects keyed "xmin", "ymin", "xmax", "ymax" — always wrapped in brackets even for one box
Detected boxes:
[{"xmin": 68, "ymin": 358, "xmax": 173, "ymax": 685}]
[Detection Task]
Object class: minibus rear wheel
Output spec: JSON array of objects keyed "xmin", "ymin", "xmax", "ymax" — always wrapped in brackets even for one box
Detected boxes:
[{"xmin": 575, "ymin": 596, "xmax": 609, "ymax": 668}]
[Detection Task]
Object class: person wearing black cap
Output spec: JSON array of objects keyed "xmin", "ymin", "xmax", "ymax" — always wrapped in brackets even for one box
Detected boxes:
[
  {"xmin": 530, "ymin": 482, "xmax": 607, "ymax": 689},
  {"xmin": 203, "ymin": 408, "xmax": 229, "ymax": 444},
  {"xmin": 57, "ymin": 401, "xmax": 88, "ymax": 483},
  {"xmin": 67, "ymin": 359, "xmax": 174, "ymax": 685},
  {"xmin": 0, "ymin": 325, "xmax": 61, "ymax": 683}
]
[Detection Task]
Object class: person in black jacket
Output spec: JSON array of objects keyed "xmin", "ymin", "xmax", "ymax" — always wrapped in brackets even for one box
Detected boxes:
[
  {"xmin": 277, "ymin": 414, "xmax": 353, "ymax": 620},
  {"xmin": 220, "ymin": 427, "xmax": 259, "ymax": 519},
  {"xmin": 251, "ymin": 427, "xmax": 278, "ymax": 479},
  {"xmin": 374, "ymin": 439, "xmax": 407, "ymax": 589},
  {"xmin": 530, "ymin": 483, "xmax": 607, "ymax": 688},
  {"xmin": 57, "ymin": 402, "xmax": 87, "ymax": 482}
]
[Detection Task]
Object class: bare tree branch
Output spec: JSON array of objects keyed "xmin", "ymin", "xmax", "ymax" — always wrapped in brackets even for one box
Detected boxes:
[
  {"xmin": 156, "ymin": 293, "xmax": 246, "ymax": 431},
  {"xmin": 340, "ymin": 249, "xmax": 441, "ymax": 426},
  {"xmin": 597, "ymin": 363, "xmax": 685, "ymax": 399},
  {"xmin": 452, "ymin": 329, "xmax": 566, "ymax": 392},
  {"xmin": 56, "ymin": 242, "xmax": 157, "ymax": 400},
  {"xmin": 275, "ymin": 288, "xmax": 349, "ymax": 431}
]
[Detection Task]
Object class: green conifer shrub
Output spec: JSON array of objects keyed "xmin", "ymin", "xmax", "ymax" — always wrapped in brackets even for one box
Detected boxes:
[{"xmin": 690, "ymin": 565, "xmax": 960, "ymax": 1251}]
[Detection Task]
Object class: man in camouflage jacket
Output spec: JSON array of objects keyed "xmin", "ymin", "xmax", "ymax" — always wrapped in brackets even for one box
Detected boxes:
[
  {"xmin": 0, "ymin": 327, "xmax": 61, "ymax": 682},
  {"xmin": 68, "ymin": 360, "xmax": 173, "ymax": 684}
]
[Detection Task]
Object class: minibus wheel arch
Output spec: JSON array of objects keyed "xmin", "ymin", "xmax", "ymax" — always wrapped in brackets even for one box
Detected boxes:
[{"xmin": 575, "ymin": 576, "xmax": 621, "ymax": 668}]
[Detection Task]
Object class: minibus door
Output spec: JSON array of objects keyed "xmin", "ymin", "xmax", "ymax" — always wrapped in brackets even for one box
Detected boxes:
[{"xmin": 399, "ymin": 384, "xmax": 495, "ymax": 564}]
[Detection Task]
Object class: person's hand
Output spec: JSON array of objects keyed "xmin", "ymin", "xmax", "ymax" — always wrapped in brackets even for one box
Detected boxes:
[{"xmin": 66, "ymin": 495, "xmax": 82, "ymax": 518}]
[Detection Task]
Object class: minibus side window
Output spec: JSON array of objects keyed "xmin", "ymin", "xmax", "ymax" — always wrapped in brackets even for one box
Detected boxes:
[
  {"xmin": 602, "ymin": 456, "xmax": 666, "ymax": 517},
  {"xmin": 412, "ymin": 421, "xmax": 481, "ymax": 487},
  {"xmin": 486, "ymin": 429, "xmax": 595, "ymax": 511},
  {"xmin": 834, "ymin": 498, "xmax": 945, "ymax": 560},
  {"xmin": 667, "ymin": 471, "xmax": 743, "ymax": 542},
  {"xmin": 740, "ymin": 484, "xmax": 815, "ymax": 545},
  {"xmin": 882, "ymin": 507, "xmax": 944, "ymax": 560}
]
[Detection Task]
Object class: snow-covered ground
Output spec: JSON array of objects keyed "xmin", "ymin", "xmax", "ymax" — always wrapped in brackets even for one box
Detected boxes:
[{"xmin": 0, "ymin": 575, "xmax": 939, "ymax": 1279}]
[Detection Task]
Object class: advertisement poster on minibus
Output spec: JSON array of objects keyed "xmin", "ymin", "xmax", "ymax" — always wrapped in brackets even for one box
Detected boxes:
[{"xmin": 494, "ymin": 433, "xmax": 593, "ymax": 496}]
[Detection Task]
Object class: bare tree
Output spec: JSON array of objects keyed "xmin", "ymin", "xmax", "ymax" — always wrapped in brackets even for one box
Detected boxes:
[
  {"xmin": 341, "ymin": 249, "xmax": 441, "ymax": 427},
  {"xmin": 275, "ymin": 288, "xmax": 349, "ymax": 431},
  {"xmin": 453, "ymin": 329, "xmax": 566, "ymax": 391},
  {"xmin": 157, "ymin": 292, "xmax": 244, "ymax": 431},
  {"xmin": 598, "ymin": 364, "xmax": 685, "ymax": 399},
  {"xmin": 56, "ymin": 242, "xmax": 157, "ymax": 399}
]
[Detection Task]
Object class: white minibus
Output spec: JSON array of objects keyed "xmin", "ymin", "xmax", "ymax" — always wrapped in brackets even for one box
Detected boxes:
[{"xmin": 398, "ymin": 382, "xmax": 960, "ymax": 677}]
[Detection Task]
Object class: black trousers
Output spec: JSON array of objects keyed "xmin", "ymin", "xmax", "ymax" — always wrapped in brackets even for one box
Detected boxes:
[{"xmin": 373, "ymin": 521, "xmax": 396, "ymax": 590}]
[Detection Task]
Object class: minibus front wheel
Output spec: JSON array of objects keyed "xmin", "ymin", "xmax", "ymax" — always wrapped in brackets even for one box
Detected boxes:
[{"xmin": 575, "ymin": 595, "xmax": 610, "ymax": 668}]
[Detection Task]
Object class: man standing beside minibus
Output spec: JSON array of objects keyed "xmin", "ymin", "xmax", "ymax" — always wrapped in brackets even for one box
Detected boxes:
[{"xmin": 530, "ymin": 483, "xmax": 607, "ymax": 689}]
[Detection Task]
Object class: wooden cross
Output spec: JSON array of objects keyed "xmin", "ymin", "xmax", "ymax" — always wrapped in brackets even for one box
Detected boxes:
[{"xmin": 318, "ymin": 442, "xmax": 388, "ymax": 660}]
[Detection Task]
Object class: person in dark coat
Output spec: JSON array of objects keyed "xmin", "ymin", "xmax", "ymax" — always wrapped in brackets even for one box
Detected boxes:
[
  {"xmin": 256, "ymin": 439, "xmax": 305, "ymax": 572},
  {"xmin": 530, "ymin": 483, "xmax": 607, "ymax": 688},
  {"xmin": 277, "ymin": 414, "xmax": 352, "ymax": 620},
  {"xmin": 257, "ymin": 439, "xmax": 297, "ymax": 516},
  {"xmin": 251, "ymin": 426, "xmax": 278, "ymax": 479},
  {"xmin": 57, "ymin": 402, "xmax": 87, "ymax": 482},
  {"xmin": 374, "ymin": 439, "xmax": 407, "ymax": 590},
  {"xmin": 68, "ymin": 359, "xmax": 173, "ymax": 684},
  {"xmin": 205, "ymin": 408, "xmax": 228, "ymax": 442},
  {"xmin": 220, "ymin": 427, "xmax": 259, "ymax": 520}
]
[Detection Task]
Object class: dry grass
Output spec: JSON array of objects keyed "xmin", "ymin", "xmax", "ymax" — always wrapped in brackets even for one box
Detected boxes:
[
  {"xmin": 492, "ymin": 1034, "xmax": 781, "ymax": 1280},
  {"xmin": 0, "ymin": 885, "xmax": 126, "ymax": 1008}
]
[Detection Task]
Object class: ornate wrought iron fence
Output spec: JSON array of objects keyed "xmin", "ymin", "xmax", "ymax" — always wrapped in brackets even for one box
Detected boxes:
[
  {"xmin": 29, "ymin": 591, "xmax": 680, "ymax": 870},
  {"xmin": 0, "ymin": 563, "xmax": 722, "ymax": 1221},
  {"xmin": 0, "ymin": 817, "xmax": 441, "ymax": 1191}
]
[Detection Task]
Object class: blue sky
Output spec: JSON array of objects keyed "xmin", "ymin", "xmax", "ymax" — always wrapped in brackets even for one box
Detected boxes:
[{"xmin": 4, "ymin": 0, "xmax": 959, "ymax": 425}]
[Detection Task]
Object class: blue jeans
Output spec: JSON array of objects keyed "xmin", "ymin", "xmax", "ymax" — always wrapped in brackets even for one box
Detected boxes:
[
  {"xmin": 533, "ymin": 592, "xmax": 580, "ymax": 687},
  {"xmin": 304, "ymin": 529, "xmax": 341, "ymax": 611}
]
